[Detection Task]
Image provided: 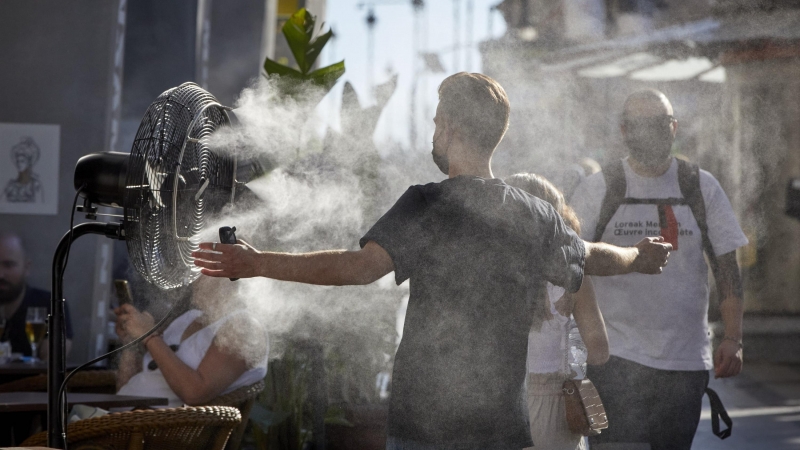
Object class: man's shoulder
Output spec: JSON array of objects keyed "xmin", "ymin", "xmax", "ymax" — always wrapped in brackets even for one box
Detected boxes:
[
  {"xmin": 23, "ymin": 286, "xmax": 51, "ymax": 307},
  {"xmin": 697, "ymin": 168, "xmax": 724, "ymax": 191}
]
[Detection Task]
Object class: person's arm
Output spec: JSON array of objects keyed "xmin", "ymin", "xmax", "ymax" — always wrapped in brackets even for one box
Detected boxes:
[
  {"xmin": 713, "ymin": 251, "xmax": 744, "ymax": 379},
  {"xmin": 583, "ymin": 237, "xmax": 672, "ymax": 276},
  {"xmin": 115, "ymin": 346, "xmax": 143, "ymax": 390},
  {"xmin": 143, "ymin": 334, "xmax": 249, "ymax": 405},
  {"xmin": 117, "ymin": 305, "xmax": 260, "ymax": 405},
  {"xmin": 113, "ymin": 305, "xmax": 145, "ymax": 389},
  {"xmin": 562, "ymin": 278, "xmax": 609, "ymax": 365},
  {"xmin": 191, "ymin": 240, "xmax": 395, "ymax": 286}
]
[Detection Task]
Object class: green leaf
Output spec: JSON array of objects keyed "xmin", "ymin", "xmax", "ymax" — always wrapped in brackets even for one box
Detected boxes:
[
  {"xmin": 263, "ymin": 57, "xmax": 303, "ymax": 79},
  {"xmin": 306, "ymin": 60, "xmax": 345, "ymax": 91},
  {"xmin": 305, "ymin": 28, "xmax": 332, "ymax": 71},
  {"xmin": 282, "ymin": 8, "xmax": 314, "ymax": 74}
]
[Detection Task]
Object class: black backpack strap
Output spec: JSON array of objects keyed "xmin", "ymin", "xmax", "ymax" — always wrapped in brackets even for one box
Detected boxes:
[
  {"xmin": 594, "ymin": 159, "xmax": 627, "ymax": 242},
  {"xmin": 676, "ymin": 159, "xmax": 719, "ymax": 276},
  {"xmin": 705, "ymin": 387, "xmax": 733, "ymax": 439}
]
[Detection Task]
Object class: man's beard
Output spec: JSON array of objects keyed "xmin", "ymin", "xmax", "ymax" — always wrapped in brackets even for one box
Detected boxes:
[
  {"xmin": 431, "ymin": 144, "xmax": 449, "ymax": 175},
  {"xmin": 625, "ymin": 128, "xmax": 674, "ymax": 168},
  {"xmin": 0, "ymin": 279, "xmax": 25, "ymax": 305}
]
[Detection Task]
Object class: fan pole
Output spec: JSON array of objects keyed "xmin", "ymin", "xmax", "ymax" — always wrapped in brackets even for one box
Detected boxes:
[{"xmin": 48, "ymin": 222, "xmax": 125, "ymax": 449}]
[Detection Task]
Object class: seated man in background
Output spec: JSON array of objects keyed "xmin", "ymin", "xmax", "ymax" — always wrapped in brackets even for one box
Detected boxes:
[
  {"xmin": 0, "ymin": 232, "xmax": 73, "ymax": 358},
  {"xmin": 114, "ymin": 276, "xmax": 268, "ymax": 407}
]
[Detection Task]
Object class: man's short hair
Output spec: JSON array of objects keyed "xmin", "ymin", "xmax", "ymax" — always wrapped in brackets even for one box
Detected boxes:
[{"xmin": 437, "ymin": 72, "xmax": 510, "ymax": 154}]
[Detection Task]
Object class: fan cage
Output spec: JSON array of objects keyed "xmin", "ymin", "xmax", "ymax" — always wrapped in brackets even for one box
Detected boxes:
[{"xmin": 124, "ymin": 82, "xmax": 236, "ymax": 290}]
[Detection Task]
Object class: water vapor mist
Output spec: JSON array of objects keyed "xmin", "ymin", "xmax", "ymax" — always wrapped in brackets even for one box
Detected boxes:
[{"xmin": 189, "ymin": 76, "xmax": 409, "ymax": 389}]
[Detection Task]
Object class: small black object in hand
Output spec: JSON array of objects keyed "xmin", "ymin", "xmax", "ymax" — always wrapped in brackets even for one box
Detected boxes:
[{"xmin": 218, "ymin": 226, "xmax": 239, "ymax": 281}]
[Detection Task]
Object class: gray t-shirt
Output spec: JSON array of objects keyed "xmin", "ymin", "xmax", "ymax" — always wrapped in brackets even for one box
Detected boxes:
[
  {"xmin": 362, "ymin": 176, "xmax": 585, "ymax": 447},
  {"xmin": 571, "ymin": 158, "xmax": 748, "ymax": 371}
]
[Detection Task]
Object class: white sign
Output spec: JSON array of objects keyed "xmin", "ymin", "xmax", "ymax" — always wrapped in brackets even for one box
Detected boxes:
[{"xmin": 0, "ymin": 123, "xmax": 60, "ymax": 215}]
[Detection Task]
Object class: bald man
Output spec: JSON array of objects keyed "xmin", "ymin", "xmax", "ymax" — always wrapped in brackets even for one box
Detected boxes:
[
  {"xmin": 0, "ymin": 233, "xmax": 73, "ymax": 358},
  {"xmin": 570, "ymin": 90, "xmax": 747, "ymax": 450}
]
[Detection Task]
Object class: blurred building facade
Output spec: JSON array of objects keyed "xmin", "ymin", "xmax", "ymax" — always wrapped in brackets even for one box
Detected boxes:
[{"xmin": 482, "ymin": 0, "xmax": 800, "ymax": 355}]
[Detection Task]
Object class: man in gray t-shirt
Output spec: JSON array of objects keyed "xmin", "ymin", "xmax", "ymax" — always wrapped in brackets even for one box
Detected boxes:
[
  {"xmin": 194, "ymin": 74, "xmax": 673, "ymax": 449},
  {"xmin": 572, "ymin": 90, "xmax": 747, "ymax": 450}
]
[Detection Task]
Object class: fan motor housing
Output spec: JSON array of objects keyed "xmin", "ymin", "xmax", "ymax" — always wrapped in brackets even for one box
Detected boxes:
[{"xmin": 74, "ymin": 151, "xmax": 129, "ymax": 208}]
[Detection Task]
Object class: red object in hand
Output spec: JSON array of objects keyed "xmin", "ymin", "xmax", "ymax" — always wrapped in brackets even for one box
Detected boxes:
[{"xmin": 659, "ymin": 205, "xmax": 679, "ymax": 250}]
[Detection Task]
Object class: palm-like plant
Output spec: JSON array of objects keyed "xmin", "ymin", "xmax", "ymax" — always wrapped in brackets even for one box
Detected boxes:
[{"xmin": 263, "ymin": 8, "xmax": 345, "ymax": 100}]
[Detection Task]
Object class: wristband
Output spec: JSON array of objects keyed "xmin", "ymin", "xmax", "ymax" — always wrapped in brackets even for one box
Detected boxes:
[{"xmin": 723, "ymin": 336, "xmax": 743, "ymax": 349}]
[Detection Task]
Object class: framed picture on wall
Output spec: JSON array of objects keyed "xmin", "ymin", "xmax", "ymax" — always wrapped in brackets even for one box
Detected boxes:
[{"xmin": 0, "ymin": 123, "xmax": 60, "ymax": 215}]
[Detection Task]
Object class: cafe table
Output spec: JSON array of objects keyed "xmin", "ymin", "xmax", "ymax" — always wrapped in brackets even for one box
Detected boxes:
[
  {"xmin": 0, "ymin": 392, "xmax": 168, "ymax": 412},
  {"xmin": 0, "ymin": 362, "xmax": 50, "ymax": 377},
  {"xmin": 0, "ymin": 362, "xmax": 91, "ymax": 385}
]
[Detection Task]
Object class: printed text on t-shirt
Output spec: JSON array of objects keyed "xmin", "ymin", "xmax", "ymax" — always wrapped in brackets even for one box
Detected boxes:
[{"xmin": 613, "ymin": 220, "xmax": 694, "ymax": 241}]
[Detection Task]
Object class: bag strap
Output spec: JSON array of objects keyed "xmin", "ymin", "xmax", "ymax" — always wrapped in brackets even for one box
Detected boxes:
[
  {"xmin": 705, "ymin": 387, "xmax": 732, "ymax": 439},
  {"xmin": 676, "ymin": 159, "xmax": 720, "ymax": 278},
  {"xmin": 594, "ymin": 158, "xmax": 627, "ymax": 242}
]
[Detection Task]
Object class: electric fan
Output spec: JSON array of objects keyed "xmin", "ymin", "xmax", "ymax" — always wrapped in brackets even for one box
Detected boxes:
[{"xmin": 48, "ymin": 82, "xmax": 240, "ymax": 448}]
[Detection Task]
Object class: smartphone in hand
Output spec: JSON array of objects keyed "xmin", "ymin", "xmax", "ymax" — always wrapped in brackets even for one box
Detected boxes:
[
  {"xmin": 219, "ymin": 226, "xmax": 238, "ymax": 281},
  {"xmin": 113, "ymin": 279, "xmax": 134, "ymax": 307}
]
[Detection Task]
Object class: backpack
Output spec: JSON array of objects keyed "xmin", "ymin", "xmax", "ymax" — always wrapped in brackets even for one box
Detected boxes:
[
  {"xmin": 592, "ymin": 158, "xmax": 719, "ymax": 276},
  {"xmin": 592, "ymin": 157, "xmax": 734, "ymax": 439}
]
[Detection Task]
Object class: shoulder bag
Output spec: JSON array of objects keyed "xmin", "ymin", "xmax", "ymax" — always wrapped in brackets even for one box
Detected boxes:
[{"xmin": 562, "ymin": 325, "xmax": 609, "ymax": 436}]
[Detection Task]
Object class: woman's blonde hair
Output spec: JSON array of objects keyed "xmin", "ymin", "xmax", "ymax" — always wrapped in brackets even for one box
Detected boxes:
[{"xmin": 505, "ymin": 173, "xmax": 581, "ymax": 235}]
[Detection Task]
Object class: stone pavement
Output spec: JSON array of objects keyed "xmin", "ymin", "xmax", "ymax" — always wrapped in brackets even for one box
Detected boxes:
[{"xmin": 693, "ymin": 361, "xmax": 800, "ymax": 449}]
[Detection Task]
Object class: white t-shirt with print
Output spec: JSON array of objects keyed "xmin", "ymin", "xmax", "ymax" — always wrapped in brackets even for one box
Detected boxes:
[{"xmin": 571, "ymin": 158, "xmax": 748, "ymax": 371}]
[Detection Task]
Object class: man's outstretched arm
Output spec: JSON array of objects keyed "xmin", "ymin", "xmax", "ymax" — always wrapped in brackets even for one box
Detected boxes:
[
  {"xmin": 583, "ymin": 237, "xmax": 672, "ymax": 276},
  {"xmin": 191, "ymin": 240, "xmax": 395, "ymax": 286}
]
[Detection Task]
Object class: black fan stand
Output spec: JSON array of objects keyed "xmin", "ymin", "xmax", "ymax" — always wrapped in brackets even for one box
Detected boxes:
[{"xmin": 48, "ymin": 221, "xmax": 125, "ymax": 449}]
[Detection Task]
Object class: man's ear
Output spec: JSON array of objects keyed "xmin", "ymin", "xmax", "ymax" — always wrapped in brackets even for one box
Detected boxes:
[
  {"xmin": 671, "ymin": 119, "xmax": 678, "ymax": 137},
  {"xmin": 24, "ymin": 258, "xmax": 31, "ymax": 278}
]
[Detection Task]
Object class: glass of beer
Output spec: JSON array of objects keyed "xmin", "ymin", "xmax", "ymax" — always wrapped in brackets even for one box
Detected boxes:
[{"xmin": 25, "ymin": 307, "xmax": 47, "ymax": 362}]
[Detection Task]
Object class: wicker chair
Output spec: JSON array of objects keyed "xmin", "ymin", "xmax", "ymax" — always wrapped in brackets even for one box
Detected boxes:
[
  {"xmin": 0, "ymin": 370, "xmax": 117, "ymax": 394},
  {"xmin": 21, "ymin": 406, "xmax": 241, "ymax": 450},
  {"xmin": 206, "ymin": 379, "xmax": 265, "ymax": 450}
]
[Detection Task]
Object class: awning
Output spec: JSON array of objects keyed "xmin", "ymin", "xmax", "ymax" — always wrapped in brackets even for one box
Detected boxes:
[
  {"xmin": 576, "ymin": 53, "xmax": 722, "ymax": 82},
  {"xmin": 523, "ymin": 9, "xmax": 800, "ymax": 83}
]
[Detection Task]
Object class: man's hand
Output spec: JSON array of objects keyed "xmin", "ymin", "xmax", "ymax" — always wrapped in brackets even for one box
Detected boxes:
[
  {"xmin": 192, "ymin": 239, "xmax": 264, "ymax": 279},
  {"xmin": 584, "ymin": 238, "xmax": 672, "ymax": 276},
  {"xmin": 714, "ymin": 339, "xmax": 743, "ymax": 378},
  {"xmin": 631, "ymin": 237, "xmax": 672, "ymax": 274}
]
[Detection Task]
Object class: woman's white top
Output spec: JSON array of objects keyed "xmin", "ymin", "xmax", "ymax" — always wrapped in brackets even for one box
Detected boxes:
[
  {"xmin": 526, "ymin": 284, "xmax": 570, "ymax": 375},
  {"xmin": 118, "ymin": 309, "xmax": 268, "ymax": 407}
]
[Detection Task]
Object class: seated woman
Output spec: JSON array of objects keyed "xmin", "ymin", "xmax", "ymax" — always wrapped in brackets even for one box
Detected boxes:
[{"xmin": 114, "ymin": 276, "xmax": 268, "ymax": 407}]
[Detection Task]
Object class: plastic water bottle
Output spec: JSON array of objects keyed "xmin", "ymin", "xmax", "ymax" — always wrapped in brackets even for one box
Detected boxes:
[{"xmin": 567, "ymin": 317, "xmax": 587, "ymax": 379}]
